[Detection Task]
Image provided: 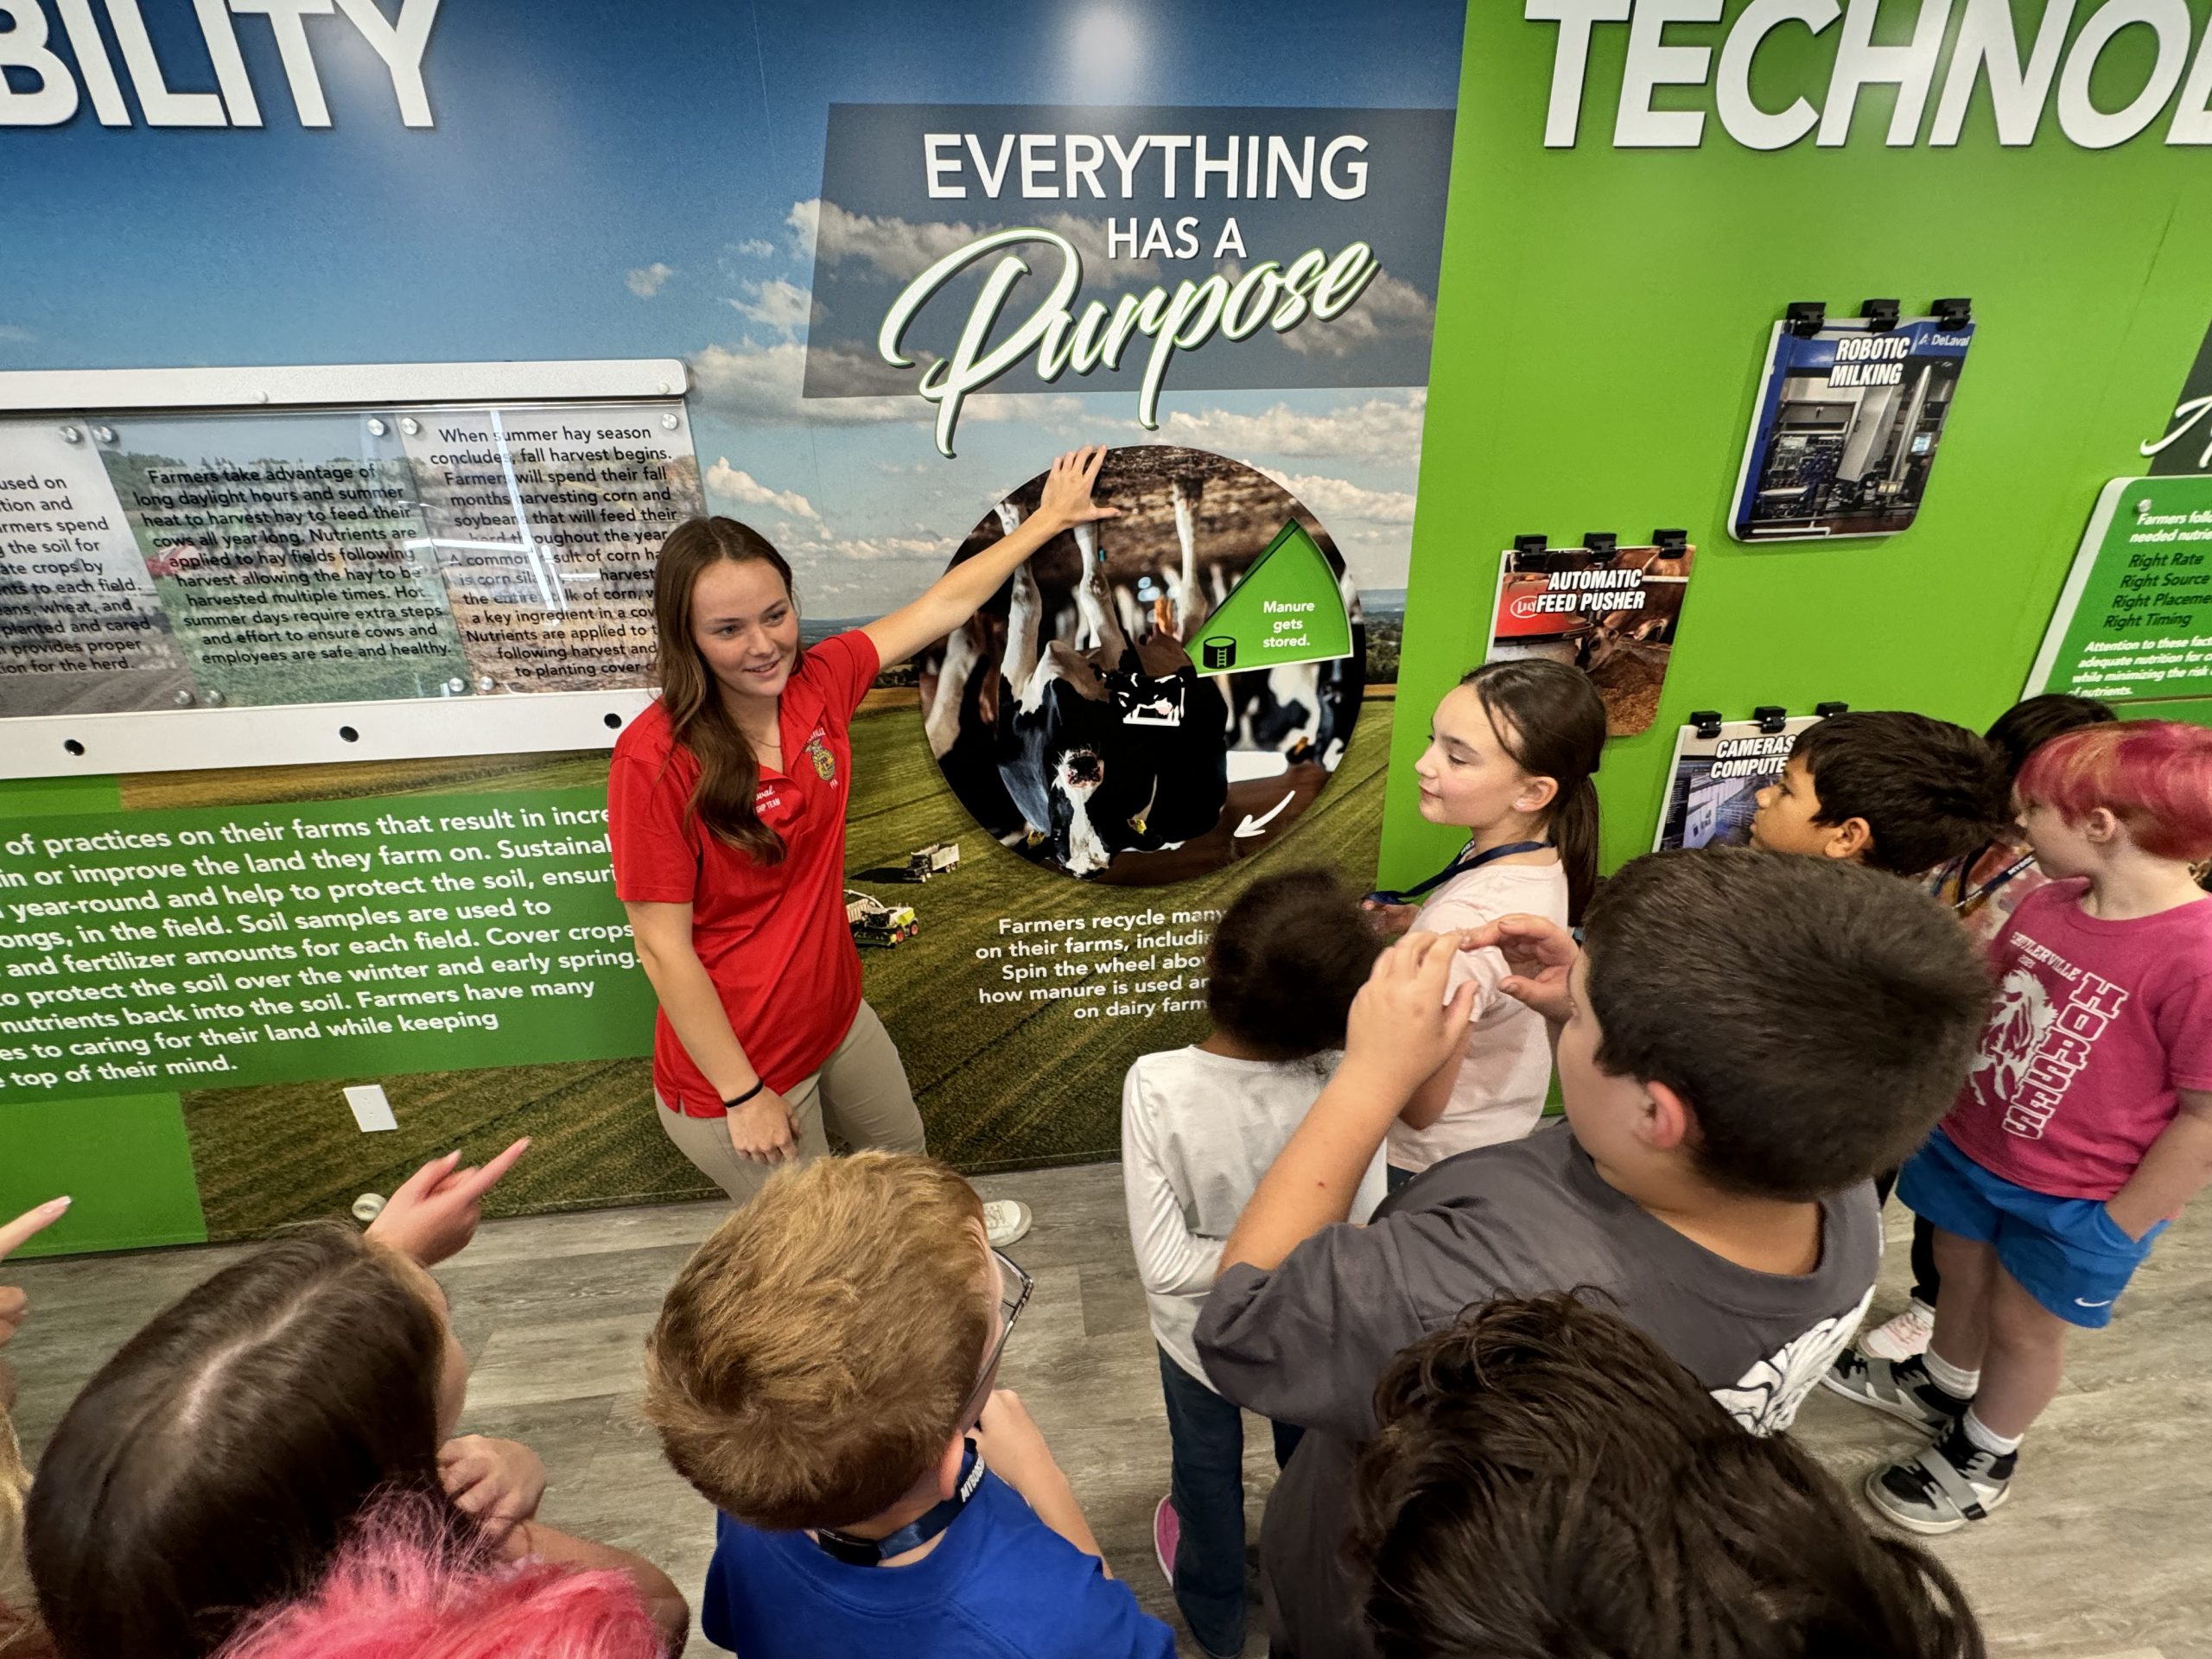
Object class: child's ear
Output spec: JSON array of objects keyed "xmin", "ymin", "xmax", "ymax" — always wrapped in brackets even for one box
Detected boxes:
[
  {"xmin": 1516, "ymin": 773, "xmax": 1560, "ymax": 816},
  {"xmin": 934, "ymin": 1431, "xmax": 968, "ymax": 1503},
  {"xmin": 2082, "ymin": 806, "xmax": 2121, "ymax": 845},
  {"xmin": 1825, "ymin": 816, "xmax": 1874, "ymax": 862},
  {"xmin": 1642, "ymin": 1080, "xmax": 1697, "ymax": 1153}
]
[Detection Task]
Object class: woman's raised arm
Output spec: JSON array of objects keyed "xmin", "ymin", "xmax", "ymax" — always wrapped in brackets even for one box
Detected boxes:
[{"xmin": 860, "ymin": 445, "xmax": 1119, "ymax": 669}]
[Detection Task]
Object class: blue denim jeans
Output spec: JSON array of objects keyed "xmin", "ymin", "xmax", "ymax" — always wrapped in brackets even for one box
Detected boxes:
[{"xmin": 1158, "ymin": 1346, "xmax": 1303, "ymax": 1658}]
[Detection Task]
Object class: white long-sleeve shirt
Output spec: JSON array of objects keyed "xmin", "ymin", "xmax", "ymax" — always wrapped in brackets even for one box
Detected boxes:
[{"xmin": 1121, "ymin": 1045, "xmax": 1388, "ymax": 1391}]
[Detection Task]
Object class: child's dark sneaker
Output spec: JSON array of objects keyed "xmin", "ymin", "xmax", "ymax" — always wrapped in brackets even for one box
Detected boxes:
[
  {"xmin": 1867, "ymin": 1420, "xmax": 2015, "ymax": 1535},
  {"xmin": 1819, "ymin": 1350, "xmax": 1969, "ymax": 1432}
]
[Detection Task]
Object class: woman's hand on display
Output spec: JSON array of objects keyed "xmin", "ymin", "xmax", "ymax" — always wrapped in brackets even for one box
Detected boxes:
[
  {"xmin": 1458, "ymin": 912, "xmax": 1579, "ymax": 1025},
  {"xmin": 440, "ymin": 1434, "xmax": 548, "ymax": 1549},
  {"xmin": 1033, "ymin": 445, "xmax": 1122, "ymax": 536},
  {"xmin": 0, "ymin": 1197, "xmax": 69, "ymax": 1349},
  {"xmin": 725, "ymin": 1090, "xmax": 800, "ymax": 1165},
  {"xmin": 1344, "ymin": 931, "xmax": 1478, "ymax": 1098},
  {"xmin": 1360, "ymin": 899, "xmax": 1420, "ymax": 939},
  {"xmin": 365, "ymin": 1139, "xmax": 531, "ymax": 1267}
]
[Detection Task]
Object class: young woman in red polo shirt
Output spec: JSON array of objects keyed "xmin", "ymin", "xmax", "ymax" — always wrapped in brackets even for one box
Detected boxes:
[{"xmin": 611, "ymin": 447, "xmax": 1116, "ymax": 1231}]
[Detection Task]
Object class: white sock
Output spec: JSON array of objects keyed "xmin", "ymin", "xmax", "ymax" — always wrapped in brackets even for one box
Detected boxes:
[
  {"xmin": 1920, "ymin": 1348, "xmax": 1980, "ymax": 1400},
  {"xmin": 1961, "ymin": 1409, "xmax": 2022, "ymax": 1458}
]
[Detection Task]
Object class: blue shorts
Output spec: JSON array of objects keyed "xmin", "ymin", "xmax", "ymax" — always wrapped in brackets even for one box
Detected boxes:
[{"xmin": 1897, "ymin": 1130, "xmax": 2167, "ymax": 1329}]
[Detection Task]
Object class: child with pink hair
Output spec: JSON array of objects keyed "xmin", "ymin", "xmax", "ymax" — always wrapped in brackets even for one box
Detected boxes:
[
  {"xmin": 217, "ymin": 1497, "xmax": 664, "ymax": 1659},
  {"xmin": 1826, "ymin": 721, "xmax": 2212, "ymax": 1532}
]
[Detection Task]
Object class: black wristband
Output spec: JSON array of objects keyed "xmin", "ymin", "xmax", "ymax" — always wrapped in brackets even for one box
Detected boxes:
[{"xmin": 722, "ymin": 1080, "xmax": 766, "ymax": 1110}]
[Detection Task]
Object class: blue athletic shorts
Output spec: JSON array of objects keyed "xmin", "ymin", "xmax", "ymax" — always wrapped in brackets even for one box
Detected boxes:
[{"xmin": 1897, "ymin": 1129, "xmax": 2166, "ymax": 1329}]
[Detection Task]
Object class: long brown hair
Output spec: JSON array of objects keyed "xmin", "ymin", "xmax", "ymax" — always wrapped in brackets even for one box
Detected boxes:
[
  {"xmin": 1461, "ymin": 659, "xmax": 1607, "ymax": 923},
  {"xmin": 25, "ymin": 1224, "xmax": 475, "ymax": 1659},
  {"xmin": 651, "ymin": 516, "xmax": 799, "ymax": 866}
]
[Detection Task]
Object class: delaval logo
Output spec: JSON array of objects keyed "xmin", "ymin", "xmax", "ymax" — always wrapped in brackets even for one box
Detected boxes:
[
  {"xmin": 0, "ymin": 0, "xmax": 440, "ymax": 128},
  {"xmin": 1508, "ymin": 593, "xmax": 1546, "ymax": 621}
]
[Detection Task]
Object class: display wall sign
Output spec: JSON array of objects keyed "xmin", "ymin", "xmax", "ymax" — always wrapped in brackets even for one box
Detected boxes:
[
  {"xmin": 1653, "ymin": 714, "xmax": 1820, "ymax": 852},
  {"xmin": 1485, "ymin": 534, "xmax": 1694, "ymax": 736},
  {"xmin": 2024, "ymin": 475, "xmax": 2212, "ymax": 705},
  {"xmin": 0, "ymin": 373, "xmax": 700, "ymax": 779},
  {"xmin": 2140, "ymin": 312, "xmax": 2212, "ymax": 475},
  {"xmin": 1729, "ymin": 311, "xmax": 1973, "ymax": 543},
  {"xmin": 1529, "ymin": 1, "xmax": 2212, "ymax": 153}
]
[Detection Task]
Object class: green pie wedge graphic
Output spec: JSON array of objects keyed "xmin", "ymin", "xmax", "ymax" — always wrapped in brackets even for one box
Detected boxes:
[{"xmin": 1193, "ymin": 519, "xmax": 1354, "ymax": 676}]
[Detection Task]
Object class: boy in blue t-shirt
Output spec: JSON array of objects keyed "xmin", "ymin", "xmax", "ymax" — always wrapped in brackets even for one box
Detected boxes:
[{"xmin": 643, "ymin": 1151, "xmax": 1172, "ymax": 1659}]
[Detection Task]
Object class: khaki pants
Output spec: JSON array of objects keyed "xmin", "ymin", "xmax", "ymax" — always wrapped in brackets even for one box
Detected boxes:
[{"xmin": 655, "ymin": 1000, "xmax": 925, "ymax": 1204}]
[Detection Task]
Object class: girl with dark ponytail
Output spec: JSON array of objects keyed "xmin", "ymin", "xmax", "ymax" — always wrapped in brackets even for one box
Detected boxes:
[{"xmin": 1367, "ymin": 658, "xmax": 1605, "ymax": 1189}]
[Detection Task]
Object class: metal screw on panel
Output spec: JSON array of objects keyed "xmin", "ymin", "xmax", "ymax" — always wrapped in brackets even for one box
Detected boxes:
[
  {"xmin": 662, "ymin": 413, "xmax": 679, "ymax": 431},
  {"xmin": 59, "ymin": 426, "xmax": 81, "ymax": 444},
  {"xmin": 174, "ymin": 690, "xmax": 194, "ymax": 707},
  {"xmin": 204, "ymin": 689, "xmax": 225, "ymax": 705},
  {"xmin": 2138, "ymin": 498, "xmax": 2156, "ymax": 515},
  {"xmin": 92, "ymin": 425, "xmax": 115, "ymax": 444},
  {"xmin": 446, "ymin": 677, "xmax": 465, "ymax": 693},
  {"xmin": 477, "ymin": 675, "xmax": 495, "ymax": 691},
  {"xmin": 401, "ymin": 417, "xmax": 421, "ymax": 437},
  {"xmin": 365, "ymin": 418, "xmax": 389, "ymax": 438}
]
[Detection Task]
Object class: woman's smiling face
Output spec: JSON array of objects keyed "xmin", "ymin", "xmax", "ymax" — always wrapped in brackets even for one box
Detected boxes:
[{"xmin": 690, "ymin": 557, "xmax": 801, "ymax": 708}]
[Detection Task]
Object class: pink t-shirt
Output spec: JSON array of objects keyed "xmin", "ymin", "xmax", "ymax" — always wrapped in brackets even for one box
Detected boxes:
[
  {"xmin": 1386, "ymin": 860, "xmax": 1568, "ymax": 1173},
  {"xmin": 1942, "ymin": 880, "xmax": 2212, "ymax": 1200}
]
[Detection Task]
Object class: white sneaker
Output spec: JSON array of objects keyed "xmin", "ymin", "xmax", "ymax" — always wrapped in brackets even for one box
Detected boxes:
[
  {"xmin": 982, "ymin": 1199, "xmax": 1033, "ymax": 1249},
  {"xmin": 1860, "ymin": 1298, "xmax": 1936, "ymax": 1363}
]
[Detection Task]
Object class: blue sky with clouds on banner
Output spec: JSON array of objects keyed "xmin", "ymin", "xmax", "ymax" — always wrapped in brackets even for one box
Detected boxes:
[{"xmin": 3, "ymin": 0, "xmax": 1464, "ymax": 613}]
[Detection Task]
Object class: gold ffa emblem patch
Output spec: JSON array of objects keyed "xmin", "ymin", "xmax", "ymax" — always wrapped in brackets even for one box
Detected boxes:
[{"xmin": 804, "ymin": 729, "xmax": 836, "ymax": 782}]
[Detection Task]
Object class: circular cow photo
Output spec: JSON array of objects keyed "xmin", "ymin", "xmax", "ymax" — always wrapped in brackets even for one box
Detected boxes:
[{"xmin": 915, "ymin": 446, "xmax": 1364, "ymax": 885}]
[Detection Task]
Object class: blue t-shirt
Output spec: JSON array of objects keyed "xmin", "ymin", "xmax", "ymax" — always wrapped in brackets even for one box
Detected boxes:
[{"xmin": 700, "ymin": 1467, "xmax": 1174, "ymax": 1658}]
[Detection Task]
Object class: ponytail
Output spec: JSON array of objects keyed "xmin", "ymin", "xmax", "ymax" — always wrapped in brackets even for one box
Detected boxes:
[{"xmin": 1459, "ymin": 659, "xmax": 1609, "ymax": 925}]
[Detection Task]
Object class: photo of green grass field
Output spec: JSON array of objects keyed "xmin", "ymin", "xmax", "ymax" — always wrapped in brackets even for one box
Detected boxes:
[{"xmin": 161, "ymin": 690, "xmax": 1395, "ymax": 1237}]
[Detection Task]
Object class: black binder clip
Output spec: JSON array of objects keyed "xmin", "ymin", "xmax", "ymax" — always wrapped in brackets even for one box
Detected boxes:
[
  {"xmin": 1690, "ymin": 709, "xmax": 1725, "ymax": 740},
  {"xmin": 1860, "ymin": 298, "xmax": 1901, "ymax": 332},
  {"xmin": 1932, "ymin": 296, "xmax": 1973, "ymax": 328},
  {"xmin": 1513, "ymin": 534, "xmax": 1548, "ymax": 556},
  {"xmin": 1814, "ymin": 700, "xmax": 1850, "ymax": 719},
  {"xmin": 1582, "ymin": 533, "xmax": 1617, "ymax": 556},
  {"xmin": 1653, "ymin": 529, "xmax": 1688, "ymax": 551},
  {"xmin": 1754, "ymin": 704, "xmax": 1789, "ymax": 734},
  {"xmin": 1785, "ymin": 302, "xmax": 1826, "ymax": 338}
]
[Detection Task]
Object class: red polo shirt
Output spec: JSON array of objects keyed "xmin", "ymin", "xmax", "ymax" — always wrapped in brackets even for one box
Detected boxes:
[{"xmin": 607, "ymin": 631, "xmax": 878, "ymax": 1116}]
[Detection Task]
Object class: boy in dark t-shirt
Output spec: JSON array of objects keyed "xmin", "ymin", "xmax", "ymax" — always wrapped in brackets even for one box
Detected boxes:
[{"xmin": 1194, "ymin": 851, "xmax": 1992, "ymax": 1659}]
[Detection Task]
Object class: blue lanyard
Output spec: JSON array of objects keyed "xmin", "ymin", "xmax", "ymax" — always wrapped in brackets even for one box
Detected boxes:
[
  {"xmin": 1365, "ymin": 839, "xmax": 1551, "ymax": 909},
  {"xmin": 812, "ymin": 1441, "xmax": 984, "ymax": 1566}
]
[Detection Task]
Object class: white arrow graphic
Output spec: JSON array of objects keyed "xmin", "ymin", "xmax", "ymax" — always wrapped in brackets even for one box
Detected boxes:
[{"xmin": 1233, "ymin": 790, "xmax": 1296, "ymax": 838}]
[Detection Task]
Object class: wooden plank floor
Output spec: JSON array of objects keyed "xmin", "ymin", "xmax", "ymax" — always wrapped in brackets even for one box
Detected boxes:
[{"xmin": 5, "ymin": 1161, "xmax": 2205, "ymax": 1659}]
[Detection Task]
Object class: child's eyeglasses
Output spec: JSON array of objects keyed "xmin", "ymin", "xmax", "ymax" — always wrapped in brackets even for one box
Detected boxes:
[{"xmin": 955, "ymin": 1248, "xmax": 1032, "ymax": 1431}]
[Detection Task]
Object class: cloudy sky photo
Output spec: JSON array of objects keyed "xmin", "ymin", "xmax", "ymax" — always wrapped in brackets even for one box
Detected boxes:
[{"xmin": 7, "ymin": 0, "xmax": 1465, "ymax": 614}]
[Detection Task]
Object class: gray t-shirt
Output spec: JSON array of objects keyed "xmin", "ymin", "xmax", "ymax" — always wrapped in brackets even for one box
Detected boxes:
[{"xmin": 1192, "ymin": 1120, "xmax": 1879, "ymax": 1659}]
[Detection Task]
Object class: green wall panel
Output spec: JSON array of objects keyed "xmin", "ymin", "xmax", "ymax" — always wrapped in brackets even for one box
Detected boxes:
[{"xmin": 1384, "ymin": 1, "xmax": 2212, "ymax": 881}]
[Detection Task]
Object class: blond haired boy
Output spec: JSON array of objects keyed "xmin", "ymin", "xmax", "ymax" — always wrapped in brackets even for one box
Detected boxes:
[{"xmin": 645, "ymin": 1152, "xmax": 1172, "ymax": 1658}]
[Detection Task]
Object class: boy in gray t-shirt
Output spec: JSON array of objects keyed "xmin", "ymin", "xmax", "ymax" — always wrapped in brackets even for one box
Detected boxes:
[{"xmin": 1195, "ymin": 850, "xmax": 1993, "ymax": 1659}]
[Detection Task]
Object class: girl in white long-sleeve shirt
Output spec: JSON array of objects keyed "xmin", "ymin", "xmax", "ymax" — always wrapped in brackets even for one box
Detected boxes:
[{"xmin": 1120, "ymin": 867, "xmax": 1385, "ymax": 1659}]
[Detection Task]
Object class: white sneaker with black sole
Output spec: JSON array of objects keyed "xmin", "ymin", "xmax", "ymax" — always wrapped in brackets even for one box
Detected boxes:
[{"xmin": 1868, "ymin": 1420, "xmax": 2015, "ymax": 1535}]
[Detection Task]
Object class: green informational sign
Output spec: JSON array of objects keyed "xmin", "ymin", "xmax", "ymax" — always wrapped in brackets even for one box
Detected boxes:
[
  {"xmin": 2027, "ymin": 477, "xmax": 2212, "ymax": 705},
  {"xmin": 1192, "ymin": 519, "xmax": 1354, "ymax": 676},
  {"xmin": 0, "ymin": 788, "xmax": 651, "ymax": 1108}
]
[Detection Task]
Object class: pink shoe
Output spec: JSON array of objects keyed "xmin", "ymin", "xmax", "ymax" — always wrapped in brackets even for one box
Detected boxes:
[
  {"xmin": 1153, "ymin": 1494, "xmax": 1179, "ymax": 1586},
  {"xmin": 1862, "ymin": 1299, "xmax": 1936, "ymax": 1363}
]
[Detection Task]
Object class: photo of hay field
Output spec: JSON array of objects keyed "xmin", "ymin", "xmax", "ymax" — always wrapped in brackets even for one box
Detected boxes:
[{"xmin": 156, "ymin": 687, "xmax": 1395, "ymax": 1237}]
